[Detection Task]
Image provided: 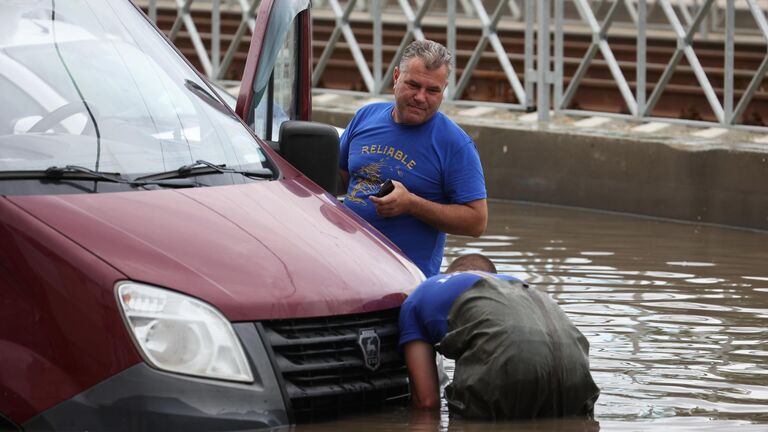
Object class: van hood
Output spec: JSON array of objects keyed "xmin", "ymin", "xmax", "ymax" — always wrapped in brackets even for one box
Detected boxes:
[{"xmin": 8, "ymin": 178, "xmax": 423, "ymax": 321}]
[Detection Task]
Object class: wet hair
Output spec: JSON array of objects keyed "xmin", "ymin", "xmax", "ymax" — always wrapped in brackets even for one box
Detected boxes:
[
  {"xmin": 399, "ymin": 39, "xmax": 453, "ymax": 76},
  {"xmin": 446, "ymin": 253, "xmax": 497, "ymax": 274}
]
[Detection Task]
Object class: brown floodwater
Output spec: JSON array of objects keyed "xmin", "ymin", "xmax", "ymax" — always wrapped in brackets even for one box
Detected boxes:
[{"xmin": 294, "ymin": 200, "xmax": 768, "ymax": 431}]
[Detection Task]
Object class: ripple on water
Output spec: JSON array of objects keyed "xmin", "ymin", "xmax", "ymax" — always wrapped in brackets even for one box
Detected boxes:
[
  {"xmin": 561, "ymin": 303, "xmax": 645, "ymax": 316},
  {"xmin": 589, "ymin": 358, "xmax": 646, "ymax": 370},
  {"xmin": 719, "ymin": 363, "xmax": 768, "ymax": 375},
  {"xmin": 550, "ymin": 276, "xmax": 657, "ymax": 286},
  {"xmin": 560, "ymin": 257, "xmax": 592, "ymax": 264},
  {"xmin": 645, "ymin": 271, "xmax": 697, "ymax": 278},
  {"xmin": 723, "ymin": 327, "xmax": 766, "ymax": 334},
  {"xmin": 639, "ymin": 292, "xmax": 696, "ymax": 301},
  {"xmin": 743, "ymin": 276, "xmax": 768, "ymax": 282},
  {"xmin": 719, "ymin": 384, "xmax": 768, "ymax": 401},
  {"xmin": 638, "ymin": 301, "xmax": 735, "ymax": 312},
  {"xmin": 583, "ymin": 273, "xmax": 625, "ymax": 279},
  {"xmin": 638, "ymin": 314, "xmax": 723, "ymax": 328},
  {"xmin": 475, "ymin": 250, "xmax": 530, "ymax": 257},
  {"xmin": 731, "ymin": 349, "xmax": 768, "ymax": 357},
  {"xmin": 684, "ymin": 277, "xmax": 727, "ymax": 284},
  {"xmin": 478, "ymin": 235, "xmax": 519, "ymax": 241},
  {"xmin": 464, "ymin": 241, "xmax": 513, "ymax": 247},
  {"xmin": 651, "ymin": 367, "xmax": 726, "ymax": 382},
  {"xmin": 599, "ymin": 419, "xmax": 768, "ymax": 431},
  {"xmin": 666, "ymin": 261, "xmax": 717, "ymax": 267}
]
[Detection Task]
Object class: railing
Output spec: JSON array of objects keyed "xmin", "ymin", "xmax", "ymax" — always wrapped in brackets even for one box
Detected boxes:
[
  {"xmin": 139, "ymin": 0, "xmax": 768, "ymax": 131},
  {"xmin": 553, "ymin": 0, "xmax": 768, "ymax": 128}
]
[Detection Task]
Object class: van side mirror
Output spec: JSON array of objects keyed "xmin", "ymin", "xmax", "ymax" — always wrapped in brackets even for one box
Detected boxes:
[{"xmin": 278, "ymin": 121, "xmax": 339, "ymax": 194}]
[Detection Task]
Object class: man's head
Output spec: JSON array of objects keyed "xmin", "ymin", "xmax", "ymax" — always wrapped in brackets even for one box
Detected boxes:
[
  {"xmin": 446, "ymin": 253, "xmax": 497, "ymax": 274},
  {"xmin": 391, "ymin": 40, "xmax": 453, "ymax": 125}
]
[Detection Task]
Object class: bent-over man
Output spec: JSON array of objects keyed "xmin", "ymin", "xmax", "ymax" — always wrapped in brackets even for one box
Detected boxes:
[{"xmin": 398, "ymin": 254, "xmax": 600, "ymax": 419}]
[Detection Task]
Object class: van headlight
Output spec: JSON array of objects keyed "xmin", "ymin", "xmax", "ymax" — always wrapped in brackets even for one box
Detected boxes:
[{"xmin": 116, "ymin": 282, "xmax": 253, "ymax": 383}]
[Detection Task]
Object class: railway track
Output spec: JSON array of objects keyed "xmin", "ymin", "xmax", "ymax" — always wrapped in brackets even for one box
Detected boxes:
[{"xmin": 146, "ymin": 6, "xmax": 768, "ymax": 126}]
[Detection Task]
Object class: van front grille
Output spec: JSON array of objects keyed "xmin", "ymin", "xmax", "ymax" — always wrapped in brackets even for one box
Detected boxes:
[{"xmin": 260, "ymin": 308, "xmax": 409, "ymax": 422}]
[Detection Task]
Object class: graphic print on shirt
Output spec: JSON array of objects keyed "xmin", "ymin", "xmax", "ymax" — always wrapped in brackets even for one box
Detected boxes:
[
  {"xmin": 346, "ymin": 159, "xmax": 386, "ymax": 205},
  {"xmin": 347, "ymin": 144, "xmax": 418, "ymax": 205}
]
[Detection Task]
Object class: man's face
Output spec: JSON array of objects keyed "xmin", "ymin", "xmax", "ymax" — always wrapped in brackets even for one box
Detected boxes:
[{"xmin": 391, "ymin": 57, "xmax": 448, "ymax": 125}]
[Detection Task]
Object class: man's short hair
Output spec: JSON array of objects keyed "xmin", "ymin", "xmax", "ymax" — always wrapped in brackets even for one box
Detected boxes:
[
  {"xmin": 400, "ymin": 39, "xmax": 453, "ymax": 76},
  {"xmin": 446, "ymin": 253, "xmax": 497, "ymax": 274}
]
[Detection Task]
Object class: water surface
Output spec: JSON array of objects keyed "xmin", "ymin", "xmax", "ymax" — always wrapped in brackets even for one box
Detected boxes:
[{"xmin": 298, "ymin": 200, "xmax": 768, "ymax": 431}]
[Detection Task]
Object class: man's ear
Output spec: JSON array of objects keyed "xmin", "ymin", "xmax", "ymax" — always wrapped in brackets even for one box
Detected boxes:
[{"xmin": 393, "ymin": 66, "xmax": 400, "ymax": 86}]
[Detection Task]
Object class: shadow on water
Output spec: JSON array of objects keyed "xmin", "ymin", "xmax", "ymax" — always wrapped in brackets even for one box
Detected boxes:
[{"xmin": 295, "ymin": 200, "xmax": 768, "ymax": 431}]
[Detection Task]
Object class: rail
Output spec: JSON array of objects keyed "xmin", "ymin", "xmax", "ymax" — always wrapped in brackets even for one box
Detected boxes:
[{"xmin": 137, "ymin": 0, "xmax": 768, "ymax": 131}]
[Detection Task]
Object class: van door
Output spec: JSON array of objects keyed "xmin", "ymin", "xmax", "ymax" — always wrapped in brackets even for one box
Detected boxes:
[
  {"xmin": 235, "ymin": 0, "xmax": 311, "ymax": 142},
  {"xmin": 236, "ymin": 0, "xmax": 339, "ymax": 194}
]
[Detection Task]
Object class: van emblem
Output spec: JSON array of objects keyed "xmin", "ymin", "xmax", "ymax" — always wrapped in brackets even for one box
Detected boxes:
[{"xmin": 358, "ymin": 328, "xmax": 381, "ymax": 371}]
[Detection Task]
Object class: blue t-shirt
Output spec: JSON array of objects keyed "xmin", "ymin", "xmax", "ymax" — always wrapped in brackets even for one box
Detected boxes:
[
  {"xmin": 339, "ymin": 102, "xmax": 486, "ymax": 277},
  {"xmin": 398, "ymin": 272, "xmax": 522, "ymax": 347}
]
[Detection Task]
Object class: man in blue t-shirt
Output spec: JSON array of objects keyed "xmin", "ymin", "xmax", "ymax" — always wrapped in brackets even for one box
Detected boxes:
[
  {"xmin": 339, "ymin": 40, "xmax": 487, "ymax": 277},
  {"xmin": 399, "ymin": 254, "xmax": 600, "ymax": 419}
]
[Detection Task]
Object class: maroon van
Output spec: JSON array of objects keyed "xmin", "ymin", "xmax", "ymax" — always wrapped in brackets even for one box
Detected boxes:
[{"xmin": 0, "ymin": 1, "xmax": 423, "ymax": 430}]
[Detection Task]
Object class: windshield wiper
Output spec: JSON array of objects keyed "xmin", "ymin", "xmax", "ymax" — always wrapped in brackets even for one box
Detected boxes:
[
  {"xmin": 134, "ymin": 159, "xmax": 273, "ymax": 182},
  {"xmin": 0, "ymin": 165, "xmax": 196, "ymax": 188}
]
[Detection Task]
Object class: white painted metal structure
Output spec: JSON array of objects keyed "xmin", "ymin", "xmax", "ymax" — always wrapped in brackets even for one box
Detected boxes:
[{"xmin": 140, "ymin": 0, "xmax": 768, "ymax": 131}]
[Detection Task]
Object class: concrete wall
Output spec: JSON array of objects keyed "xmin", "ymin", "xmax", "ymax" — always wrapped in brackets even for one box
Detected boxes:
[{"xmin": 313, "ymin": 108, "xmax": 768, "ymax": 231}]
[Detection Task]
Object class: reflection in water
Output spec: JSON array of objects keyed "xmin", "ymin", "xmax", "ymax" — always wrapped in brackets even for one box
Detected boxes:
[{"xmin": 295, "ymin": 201, "xmax": 768, "ymax": 431}]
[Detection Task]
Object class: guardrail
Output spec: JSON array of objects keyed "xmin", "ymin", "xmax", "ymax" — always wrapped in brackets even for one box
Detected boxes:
[{"xmin": 139, "ymin": 0, "xmax": 768, "ymax": 131}]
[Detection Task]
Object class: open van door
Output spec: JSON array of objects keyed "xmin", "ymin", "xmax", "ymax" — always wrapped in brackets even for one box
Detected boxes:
[{"xmin": 236, "ymin": 0, "xmax": 338, "ymax": 193}]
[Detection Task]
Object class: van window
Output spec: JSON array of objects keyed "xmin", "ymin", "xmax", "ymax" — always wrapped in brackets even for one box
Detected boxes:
[
  {"xmin": 252, "ymin": 20, "xmax": 297, "ymax": 141},
  {"xmin": 248, "ymin": 0, "xmax": 309, "ymax": 141},
  {"xmin": 0, "ymin": 1, "xmax": 269, "ymax": 179}
]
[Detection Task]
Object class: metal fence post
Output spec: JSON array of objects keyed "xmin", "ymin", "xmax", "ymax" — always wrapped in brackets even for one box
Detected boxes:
[
  {"xmin": 373, "ymin": 0, "xmax": 383, "ymax": 96},
  {"xmin": 525, "ymin": 0, "xmax": 535, "ymax": 110},
  {"xmin": 448, "ymin": 0, "xmax": 457, "ymax": 100},
  {"xmin": 724, "ymin": 0, "xmax": 734, "ymax": 124},
  {"xmin": 149, "ymin": 0, "xmax": 157, "ymax": 22},
  {"xmin": 212, "ymin": 0, "xmax": 221, "ymax": 79},
  {"xmin": 731, "ymin": 0, "xmax": 768, "ymax": 124},
  {"xmin": 537, "ymin": 0, "xmax": 550, "ymax": 121},
  {"xmin": 637, "ymin": 0, "xmax": 646, "ymax": 120},
  {"xmin": 553, "ymin": 0, "xmax": 562, "ymax": 113}
]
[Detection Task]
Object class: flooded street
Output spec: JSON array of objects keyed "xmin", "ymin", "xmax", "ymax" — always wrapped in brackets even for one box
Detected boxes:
[{"xmin": 296, "ymin": 200, "xmax": 768, "ymax": 431}]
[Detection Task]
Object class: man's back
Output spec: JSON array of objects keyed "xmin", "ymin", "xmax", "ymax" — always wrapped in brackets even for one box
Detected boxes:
[{"xmin": 439, "ymin": 276, "xmax": 600, "ymax": 419}]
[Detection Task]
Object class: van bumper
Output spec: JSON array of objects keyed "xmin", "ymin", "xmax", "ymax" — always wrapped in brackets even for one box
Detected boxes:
[{"xmin": 23, "ymin": 323, "xmax": 288, "ymax": 431}]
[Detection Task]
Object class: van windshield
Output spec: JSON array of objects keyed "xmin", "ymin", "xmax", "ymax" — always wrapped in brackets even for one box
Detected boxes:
[{"xmin": 0, "ymin": 0, "xmax": 269, "ymax": 179}]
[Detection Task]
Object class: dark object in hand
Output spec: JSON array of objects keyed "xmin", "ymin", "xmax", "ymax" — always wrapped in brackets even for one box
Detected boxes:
[{"xmin": 375, "ymin": 179, "xmax": 394, "ymax": 198}]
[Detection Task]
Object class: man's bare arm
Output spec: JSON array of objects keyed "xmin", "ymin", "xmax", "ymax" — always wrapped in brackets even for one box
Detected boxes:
[
  {"xmin": 403, "ymin": 340, "xmax": 440, "ymax": 409},
  {"xmin": 369, "ymin": 180, "xmax": 487, "ymax": 237}
]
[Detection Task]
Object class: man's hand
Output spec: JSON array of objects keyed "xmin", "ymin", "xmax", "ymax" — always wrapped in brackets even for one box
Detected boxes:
[
  {"xmin": 369, "ymin": 180, "xmax": 487, "ymax": 237},
  {"xmin": 369, "ymin": 180, "xmax": 411, "ymax": 217}
]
